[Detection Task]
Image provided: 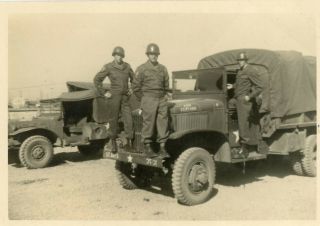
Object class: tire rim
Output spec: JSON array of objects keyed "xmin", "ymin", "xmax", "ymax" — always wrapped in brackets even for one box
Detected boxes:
[
  {"xmin": 187, "ymin": 161, "xmax": 209, "ymax": 193},
  {"xmin": 31, "ymin": 145, "xmax": 46, "ymax": 160}
]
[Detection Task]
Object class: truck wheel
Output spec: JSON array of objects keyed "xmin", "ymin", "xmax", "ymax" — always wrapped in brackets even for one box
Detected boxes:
[
  {"xmin": 19, "ymin": 135, "xmax": 54, "ymax": 169},
  {"xmin": 115, "ymin": 161, "xmax": 151, "ymax": 190},
  {"xmin": 301, "ymin": 135, "xmax": 316, "ymax": 177},
  {"xmin": 172, "ymin": 147, "xmax": 216, "ymax": 206},
  {"xmin": 77, "ymin": 142, "xmax": 104, "ymax": 156},
  {"xmin": 289, "ymin": 152, "xmax": 304, "ymax": 176}
]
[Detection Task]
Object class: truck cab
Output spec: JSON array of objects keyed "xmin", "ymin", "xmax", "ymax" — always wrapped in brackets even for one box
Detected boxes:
[{"xmin": 104, "ymin": 67, "xmax": 260, "ymax": 205}]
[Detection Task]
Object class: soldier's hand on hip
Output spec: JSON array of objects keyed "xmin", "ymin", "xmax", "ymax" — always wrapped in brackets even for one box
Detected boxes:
[
  {"xmin": 227, "ymin": 84, "xmax": 234, "ymax": 90},
  {"xmin": 165, "ymin": 93, "xmax": 172, "ymax": 101},
  {"xmin": 244, "ymin": 95, "xmax": 250, "ymax": 102},
  {"xmin": 138, "ymin": 109, "xmax": 142, "ymax": 115},
  {"xmin": 105, "ymin": 91, "xmax": 112, "ymax": 98},
  {"xmin": 127, "ymin": 88, "xmax": 133, "ymax": 96}
]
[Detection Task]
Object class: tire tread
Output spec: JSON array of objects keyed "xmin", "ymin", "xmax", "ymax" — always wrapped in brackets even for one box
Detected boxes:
[
  {"xmin": 172, "ymin": 147, "xmax": 216, "ymax": 205},
  {"xmin": 115, "ymin": 161, "xmax": 138, "ymax": 190},
  {"xmin": 19, "ymin": 135, "xmax": 53, "ymax": 169},
  {"xmin": 301, "ymin": 135, "xmax": 316, "ymax": 177}
]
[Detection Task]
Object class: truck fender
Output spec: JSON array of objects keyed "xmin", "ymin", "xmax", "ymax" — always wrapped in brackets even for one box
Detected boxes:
[
  {"xmin": 167, "ymin": 129, "xmax": 231, "ymax": 162},
  {"xmin": 168, "ymin": 129, "xmax": 226, "ymax": 140},
  {"xmin": 9, "ymin": 127, "xmax": 37, "ymax": 136},
  {"xmin": 9, "ymin": 127, "xmax": 60, "ymax": 145}
]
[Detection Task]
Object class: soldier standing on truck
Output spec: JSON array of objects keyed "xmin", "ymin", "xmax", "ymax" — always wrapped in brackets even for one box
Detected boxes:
[
  {"xmin": 227, "ymin": 52, "xmax": 264, "ymax": 157},
  {"xmin": 132, "ymin": 43, "xmax": 170, "ymax": 158},
  {"xmin": 94, "ymin": 46, "xmax": 134, "ymax": 153}
]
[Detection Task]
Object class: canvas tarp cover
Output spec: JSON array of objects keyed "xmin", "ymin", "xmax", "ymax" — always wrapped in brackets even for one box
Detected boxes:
[
  {"xmin": 66, "ymin": 81, "xmax": 110, "ymax": 92},
  {"xmin": 59, "ymin": 90, "xmax": 95, "ymax": 101},
  {"xmin": 60, "ymin": 82, "xmax": 110, "ymax": 123},
  {"xmin": 61, "ymin": 81, "xmax": 140, "ymax": 123},
  {"xmin": 198, "ymin": 49, "xmax": 316, "ymax": 118}
]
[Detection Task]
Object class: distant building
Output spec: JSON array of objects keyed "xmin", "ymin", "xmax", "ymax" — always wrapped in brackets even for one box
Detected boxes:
[
  {"xmin": 25, "ymin": 100, "xmax": 39, "ymax": 108},
  {"xmin": 11, "ymin": 97, "xmax": 25, "ymax": 109}
]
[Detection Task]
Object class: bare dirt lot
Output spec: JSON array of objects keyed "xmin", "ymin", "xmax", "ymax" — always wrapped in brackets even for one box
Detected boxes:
[{"xmin": 8, "ymin": 147, "xmax": 316, "ymax": 220}]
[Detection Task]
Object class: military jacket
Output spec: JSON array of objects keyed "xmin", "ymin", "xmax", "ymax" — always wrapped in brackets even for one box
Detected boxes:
[
  {"xmin": 234, "ymin": 64, "xmax": 263, "ymax": 99},
  {"xmin": 94, "ymin": 61, "xmax": 134, "ymax": 96},
  {"xmin": 132, "ymin": 61, "xmax": 169, "ymax": 99}
]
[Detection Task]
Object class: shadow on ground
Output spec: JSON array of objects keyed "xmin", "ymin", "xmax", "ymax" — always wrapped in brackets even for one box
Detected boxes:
[
  {"xmin": 139, "ymin": 155, "xmax": 293, "ymax": 200},
  {"xmin": 144, "ymin": 174, "xmax": 175, "ymax": 198},
  {"xmin": 49, "ymin": 151, "xmax": 102, "ymax": 167},
  {"xmin": 8, "ymin": 149, "xmax": 102, "ymax": 168},
  {"xmin": 216, "ymin": 155, "xmax": 293, "ymax": 187}
]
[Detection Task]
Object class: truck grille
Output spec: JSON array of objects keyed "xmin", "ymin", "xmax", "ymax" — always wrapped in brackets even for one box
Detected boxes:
[
  {"xmin": 132, "ymin": 113, "xmax": 144, "ymax": 153},
  {"xmin": 174, "ymin": 112, "xmax": 208, "ymax": 131}
]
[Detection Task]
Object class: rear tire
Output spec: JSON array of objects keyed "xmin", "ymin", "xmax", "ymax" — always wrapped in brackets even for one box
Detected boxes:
[
  {"xmin": 172, "ymin": 147, "xmax": 216, "ymax": 206},
  {"xmin": 301, "ymin": 135, "xmax": 316, "ymax": 177},
  {"xmin": 19, "ymin": 135, "xmax": 54, "ymax": 169}
]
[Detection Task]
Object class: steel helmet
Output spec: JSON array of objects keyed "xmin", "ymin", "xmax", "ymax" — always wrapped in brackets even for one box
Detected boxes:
[
  {"xmin": 112, "ymin": 46, "xmax": 125, "ymax": 57},
  {"xmin": 146, "ymin": 43, "xmax": 160, "ymax": 55},
  {"xmin": 237, "ymin": 52, "xmax": 248, "ymax": 61}
]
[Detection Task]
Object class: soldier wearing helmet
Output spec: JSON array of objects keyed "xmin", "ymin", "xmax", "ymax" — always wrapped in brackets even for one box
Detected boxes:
[
  {"xmin": 227, "ymin": 52, "xmax": 264, "ymax": 157},
  {"xmin": 94, "ymin": 46, "xmax": 134, "ymax": 153},
  {"xmin": 132, "ymin": 43, "xmax": 170, "ymax": 158}
]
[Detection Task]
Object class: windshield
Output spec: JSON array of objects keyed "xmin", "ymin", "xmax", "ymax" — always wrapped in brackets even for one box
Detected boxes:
[{"xmin": 172, "ymin": 68, "xmax": 224, "ymax": 93}]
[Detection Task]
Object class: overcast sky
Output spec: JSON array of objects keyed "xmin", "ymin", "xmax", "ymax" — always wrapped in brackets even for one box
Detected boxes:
[{"xmin": 8, "ymin": 13, "xmax": 316, "ymax": 100}]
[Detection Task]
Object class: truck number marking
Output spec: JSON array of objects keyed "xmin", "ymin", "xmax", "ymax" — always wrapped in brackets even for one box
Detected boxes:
[
  {"xmin": 146, "ymin": 158, "xmax": 158, "ymax": 167},
  {"xmin": 180, "ymin": 104, "xmax": 197, "ymax": 112}
]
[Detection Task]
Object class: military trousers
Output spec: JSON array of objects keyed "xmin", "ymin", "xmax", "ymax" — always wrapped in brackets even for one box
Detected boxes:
[
  {"xmin": 236, "ymin": 95, "xmax": 260, "ymax": 145},
  {"xmin": 108, "ymin": 93, "xmax": 133, "ymax": 140},
  {"xmin": 141, "ymin": 96, "xmax": 169, "ymax": 144}
]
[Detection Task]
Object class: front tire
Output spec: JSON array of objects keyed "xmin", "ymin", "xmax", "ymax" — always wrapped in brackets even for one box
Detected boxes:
[
  {"xmin": 172, "ymin": 147, "xmax": 216, "ymax": 206},
  {"xmin": 115, "ymin": 161, "xmax": 152, "ymax": 190},
  {"xmin": 19, "ymin": 135, "xmax": 54, "ymax": 169}
]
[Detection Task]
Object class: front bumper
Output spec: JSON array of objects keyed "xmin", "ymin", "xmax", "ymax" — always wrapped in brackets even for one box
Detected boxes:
[{"xmin": 103, "ymin": 150, "xmax": 164, "ymax": 168}]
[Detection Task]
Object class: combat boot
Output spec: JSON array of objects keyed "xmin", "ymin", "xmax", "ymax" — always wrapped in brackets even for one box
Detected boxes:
[
  {"xmin": 144, "ymin": 143, "xmax": 157, "ymax": 158},
  {"xmin": 111, "ymin": 139, "xmax": 118, "ymax": 154},
  {"xmin": 158, "ymin": 143, "xmax": 170, "ymax": 158}
]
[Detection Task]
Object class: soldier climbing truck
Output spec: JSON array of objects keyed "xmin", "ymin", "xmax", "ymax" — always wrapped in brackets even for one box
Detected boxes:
[{"xmin": 104, "ymin": 49, "xmax": 316, "ymax": 206}]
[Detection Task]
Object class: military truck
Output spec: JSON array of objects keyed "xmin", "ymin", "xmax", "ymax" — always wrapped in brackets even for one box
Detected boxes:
[
  {"xmin": 8, "ymin": 81, "xmax": 116, "ymax": 169},
  {"xmin": 104, "ymin": 49, "xmax": 316, "ymax": 206}
]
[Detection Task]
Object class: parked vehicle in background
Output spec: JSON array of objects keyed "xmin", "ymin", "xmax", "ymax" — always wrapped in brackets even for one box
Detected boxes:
[{"xmin": 8, "ymin": 81, "xmax": 120, "ymax": 169}]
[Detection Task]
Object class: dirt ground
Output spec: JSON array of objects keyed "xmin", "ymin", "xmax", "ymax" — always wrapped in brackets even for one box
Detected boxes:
[{"xmin": 8, "ymin": 147, "xmax": 316, "ymax": 220}]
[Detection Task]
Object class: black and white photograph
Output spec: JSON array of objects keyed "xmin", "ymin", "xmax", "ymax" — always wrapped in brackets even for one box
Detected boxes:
[{"xmin": 2, "ymin": 0, "xmax": 318, "ymax": 222}]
